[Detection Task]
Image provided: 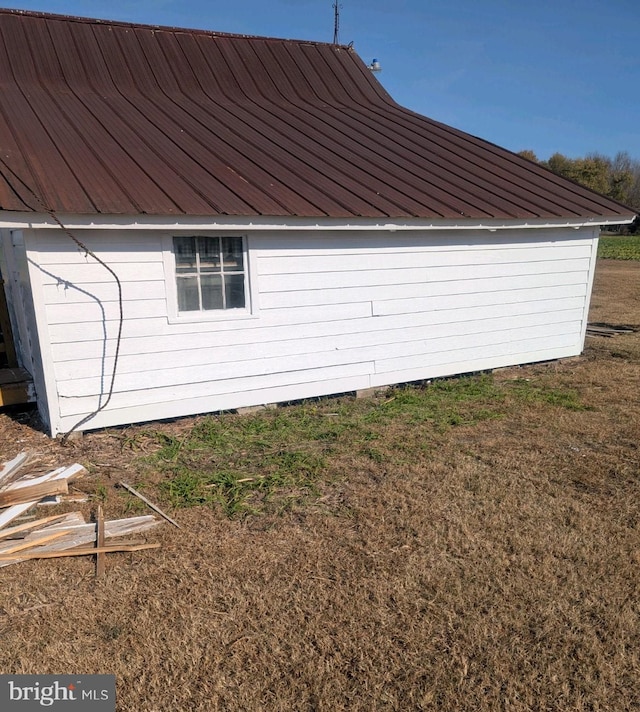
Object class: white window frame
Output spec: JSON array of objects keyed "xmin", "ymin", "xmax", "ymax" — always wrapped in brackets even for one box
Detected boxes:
[{"xmin": 163, "ymin": 232, "xmax": 258, "ymax": 323}]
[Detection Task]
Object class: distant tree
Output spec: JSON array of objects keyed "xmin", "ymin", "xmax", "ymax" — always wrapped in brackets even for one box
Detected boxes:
[
  {"xmin": 517, "ymin": 149, "xmax": 539, "ymax": 162},
  {"xmin": 547, "ymin": 152, "xmax": 573, "ymax": 176},
  {"xmin": 519, "ymin": 148, "xmax": 640, "ymax": 233},
  {"xmin": 607, "ymin": 151, "xmax": 634, "ymax": 203}
]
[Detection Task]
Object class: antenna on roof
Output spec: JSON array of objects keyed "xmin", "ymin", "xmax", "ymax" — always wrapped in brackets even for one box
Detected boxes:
[{"xmin": 332, "ymin": 2, "xmax": 341, "ymax": 44}]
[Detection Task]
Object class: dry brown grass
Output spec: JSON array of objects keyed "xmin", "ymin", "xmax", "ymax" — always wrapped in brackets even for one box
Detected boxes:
[{"xmin": 0, "ymin": 260, "xmax": 639, "ymax": 711}]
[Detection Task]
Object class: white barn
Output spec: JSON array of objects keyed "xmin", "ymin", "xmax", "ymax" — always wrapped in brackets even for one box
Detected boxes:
[{"xmin": 0, "ymin": 10, "xmax": 634, "ymax": 436}]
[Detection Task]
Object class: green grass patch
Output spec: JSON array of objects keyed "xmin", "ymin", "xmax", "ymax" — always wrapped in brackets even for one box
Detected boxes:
[
  {"xmin": 138, "ymin": 373, "xmax": 592, "ymax": 517},
  {"xmin": 598, "ymin": 234, "xmax": 640, "ymax": 260},
  {"xmin": 503, "ymin": 379, "xmax": 591, "ymax": 411},
  {"xmin": 363, "ymin": 374, "xmax": 505, "ymax": 431}
]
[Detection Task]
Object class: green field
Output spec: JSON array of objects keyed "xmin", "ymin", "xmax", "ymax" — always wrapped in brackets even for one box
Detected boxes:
[{"xmin": 598, "ymin": 233, "xmax": 640, "ymax": 260}]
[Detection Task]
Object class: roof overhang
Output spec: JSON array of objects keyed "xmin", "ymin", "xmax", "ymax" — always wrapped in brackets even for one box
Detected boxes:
[{"xmin": 0, "ymin": 213, "xmax": 634, "ymax": 232}]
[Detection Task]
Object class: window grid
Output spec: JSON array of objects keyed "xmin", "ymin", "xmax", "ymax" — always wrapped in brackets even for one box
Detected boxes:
[{"xmin": 174, "ymin": 236, "xmax": 246, "ymax": 313}]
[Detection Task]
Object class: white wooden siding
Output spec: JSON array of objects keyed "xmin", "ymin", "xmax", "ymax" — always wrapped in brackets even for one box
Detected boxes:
[{"xmin": 25, "ymin": 228, "xmax": 597, "ymax": 435}]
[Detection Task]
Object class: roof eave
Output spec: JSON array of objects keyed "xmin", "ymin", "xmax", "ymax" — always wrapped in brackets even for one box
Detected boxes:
[{"xmin": 0, "ymin": 212, "xmax": 634, "ymax": 231}]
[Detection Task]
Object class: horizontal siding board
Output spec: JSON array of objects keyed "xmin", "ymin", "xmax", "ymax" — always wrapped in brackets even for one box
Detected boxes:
[
  {"xmin": 374, "ymin": 330, "xmax": 581, "ymax": 375},
  {"xmin": 258, "ymin": 257, "xmax": 589, "ymax": 299},
  {"xmin": 368, "ymin": 345, "xmax": 580, "ymax": 388},
  {"xmin": 57, "ymin": 373, "xmax": 374, "ymax": 426},
  {"xmin": 262, "ymin": 274, "xmax": 587, "ymax": 309},
  {"xmin": 258, "ymin": 244, "xmax": 593, "ymax": 275},
  {"xmin": 50, "ymin": 301, "xmax": 585, "ymax": 363},
  {"xmin": 53, "ymin": 306, "xmax": 585, "ymax": 380},
  {"xmin": 42, "ymin": 280, "xmax": 166, "ymax": 304},
  {"xmin": 39, "ymin": 261, "xmax": 165, "ymax": 285},
  {"xmin": 45, "ymin": 299, "xmax": 167, "ymax": 324},
  {"xmin": 56, "ymin": 320, "xmax": 580, "ymax": 398},
  {"xmin": 59, "ymin": 355, "xmax": 374, "ymax": 404},
  {"xmin": 373, "ymin": 284, "xmax": 587, "ymax": 316},
  {"xmin": 35, "ymin": 248, "xmax": 163, "ymax": 265},
  {"xmin": 45, "ymin": 302, "xmax": 372, "ymax": 343},
  {"xmin": 259, "ymin": 258, "xmax": 591, "ymax": 294}
]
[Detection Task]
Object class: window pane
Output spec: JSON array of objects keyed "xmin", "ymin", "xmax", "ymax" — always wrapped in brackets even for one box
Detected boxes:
[
  {"xmin": 176, "ymin": 275, "xmax": 200, "ymax": 311},
  {"xmin": 222, "ymin": 237, "xmax": 244, "ymax": 271},
  {"xmin": 225, "ymin": 274, "xmax": 246, "ymax": 308},
  {"xmin": 174, "ymin": 236, "xmax": 197, "ymax": 274},
  {"xmin": 201, "ymin": 274, "xmax": 224, "ymax": 310},
  {"xmin": 198, "ymin": 236, "xmax": 221, "ymax": 273}
]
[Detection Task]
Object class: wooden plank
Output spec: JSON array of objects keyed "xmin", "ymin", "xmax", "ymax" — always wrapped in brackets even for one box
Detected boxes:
[
  {"xmin": 0, "ymin": 513, "xmax": 74, "ymax": 540},
  {"xmin": 118, "ymin": 482, "xmax": 181, "ymax": 529},
  {"xmin": 0, "ymin": 479, "xmax": 68, "ymax": 508},
  {"xmin": 0, "ymin": 501, "xmax": 38, "ymax": 530},
  {"xmin": 0, "ymin": 530, "xmax": 67, "ymax": 555},
  {"xmin": 0, "ymin": 451, "xmax": 32, "ymax": 489},
  {"xmin": 0, "ymin": 465, "xmax": 86, "ymax": 527},
  {"xmin": 0, "ymin": 514, "xmax": 159, "ymax": 567},
  {"xmin": 0, "ymin": 379, "xmax": 35, "ymax": 407},
  {"xmin": 3, "ymin": 463, "xmax": 85, "ymax": 491},
  {"xmin": 0, "ymin": 542, "xmax": 160, "ymax": 561},
  {"xmin": 96, "ymin": 504, "xmax": 105, "ymax": 578}
]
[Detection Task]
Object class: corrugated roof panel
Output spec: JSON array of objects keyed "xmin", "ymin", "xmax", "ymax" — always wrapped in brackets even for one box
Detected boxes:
[{"xmin": 0, "ymin": 9, "xmax": 634, "ymax": 222}]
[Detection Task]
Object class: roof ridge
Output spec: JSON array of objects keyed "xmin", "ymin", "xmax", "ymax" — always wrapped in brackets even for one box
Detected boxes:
[{"xmin": 0, "ymin": 7, "xmax": 346, "ymax": 48}]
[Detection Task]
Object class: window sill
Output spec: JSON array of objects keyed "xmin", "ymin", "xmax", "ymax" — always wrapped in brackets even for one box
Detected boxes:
[{"xmin": 166, "ymin": 308, "xmax": 259, "ymax": 325}]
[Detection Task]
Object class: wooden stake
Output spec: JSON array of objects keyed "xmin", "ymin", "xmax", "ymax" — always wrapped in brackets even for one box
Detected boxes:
[
  {"xmin": 96, "ymin": 504, "xmax": 105, "ymax": 578},
  {"xmin": 0, "ymin": 542, "xmax": 161, "ymax": 561},
  {"xmin": 119, "ymin": 482, "xmax": 181, "ymax": 529}
]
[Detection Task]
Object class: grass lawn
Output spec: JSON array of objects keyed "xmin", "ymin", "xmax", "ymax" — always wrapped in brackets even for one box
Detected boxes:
[
  {"xmin": 598, "ymin": 233, "xmax": 640, "ymax": 260},
  {"xmin": 0, "ymin": 260, "xmax": 638, "ymax": 711}
]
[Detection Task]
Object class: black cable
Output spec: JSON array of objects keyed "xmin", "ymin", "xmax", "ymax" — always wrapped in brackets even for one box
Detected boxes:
[
  {"xmin": 43, "ymin": 210, "xmax": 124, "ymax": 444},
  {"xmin": 0, "ymin": 158, "xmax": 124, "ymax": 442}
]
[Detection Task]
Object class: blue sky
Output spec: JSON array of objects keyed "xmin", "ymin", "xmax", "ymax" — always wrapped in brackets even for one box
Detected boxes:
[{"xmin": 10, "ymin": 0, "xmax": 639, "ymax": 160}]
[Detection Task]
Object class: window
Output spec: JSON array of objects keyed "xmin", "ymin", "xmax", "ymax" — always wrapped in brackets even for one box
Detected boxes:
[{"xmin": 173, "ymin": 236, "xmax": 246, "ymax": 312}]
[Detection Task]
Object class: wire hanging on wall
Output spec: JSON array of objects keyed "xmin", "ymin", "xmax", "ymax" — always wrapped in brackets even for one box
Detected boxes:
[{"xmin": 0, "ymin": 157, "xmax": 124, "ymax": 443}]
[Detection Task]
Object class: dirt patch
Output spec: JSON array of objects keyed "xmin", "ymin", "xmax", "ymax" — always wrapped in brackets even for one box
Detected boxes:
[{"xmin": 0, "ymin": 259, "xmax": 638, "ymax": 711}]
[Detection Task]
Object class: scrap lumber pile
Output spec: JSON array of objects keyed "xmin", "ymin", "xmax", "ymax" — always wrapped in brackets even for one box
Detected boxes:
[
  {"xmin": 586, "ymin": 322, "xmax": 639, "ymax": 338},
  {"xmin": 0, "ymin": 451, "xmax": 161, "ymax": 571}
]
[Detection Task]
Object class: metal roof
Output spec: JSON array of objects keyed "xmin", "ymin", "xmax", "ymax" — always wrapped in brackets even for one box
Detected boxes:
[{"xmin": 0, "ymin": 8, "xmax": 634, "ymax": 221}]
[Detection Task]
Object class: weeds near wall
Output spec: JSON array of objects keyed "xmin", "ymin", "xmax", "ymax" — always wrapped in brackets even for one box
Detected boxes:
[{"xmin": 137, "ymin": 373, "xmax": 591, "ymax": 517}]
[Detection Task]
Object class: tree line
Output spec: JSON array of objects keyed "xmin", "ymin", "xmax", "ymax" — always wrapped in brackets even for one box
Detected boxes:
[{"xmin": 518, "ymin": 150, "xmax": 640, "ymax": 233}]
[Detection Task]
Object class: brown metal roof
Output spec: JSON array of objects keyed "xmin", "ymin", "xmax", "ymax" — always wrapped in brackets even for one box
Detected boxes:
[{"xmin": 0, "ymin": 8, "xmax": 634, "ymax": 221}]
